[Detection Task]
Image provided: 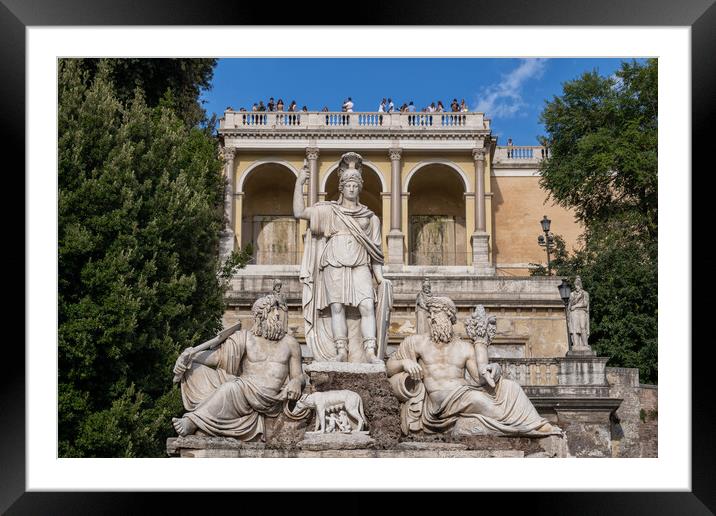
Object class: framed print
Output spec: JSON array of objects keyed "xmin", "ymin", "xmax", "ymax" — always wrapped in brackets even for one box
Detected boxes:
[{"xmin": 5, "ymin": 0, "xmax": 714, "ymax": 512}]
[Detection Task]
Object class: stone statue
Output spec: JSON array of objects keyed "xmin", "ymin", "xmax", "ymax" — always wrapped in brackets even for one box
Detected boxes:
[
  {"xmin": 567, "ymin": 276, "xmax": 590, "ymax": 351},
  {"xmin": 337, "ymin": 409, "xmax": 353, "ymax": 433},
  {"xmin": 325, "ymin": 412, "xmax": 339, "ymax": 433},
  {"xmin": 271, "ymin": 278, "xmax": 288, "ymax": 330},
  {"xmin": 386, "ymin": 296, "xmax": 562, "ymax": 437},
  {"xmin": 294, "ymin": 151, "xmax": 392, "ymax": 364},
  {"xmin": 294, "ymin": 389, "xmax": 367, "ymax": 433},
  {"xmin": 464, "ymin": 305, "xmax": 497, "ymax": 388},
  {"xmin": 171, "ymin": 293, "xmax": 305, "ymax": 440},
  {"xmin": 415, "ymin": 277, "xmax": 432, "ymax": 335}
]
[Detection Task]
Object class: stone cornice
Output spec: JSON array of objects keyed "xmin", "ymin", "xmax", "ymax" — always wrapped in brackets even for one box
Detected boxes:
[{"xmin": 220, "ymin": 129, "xmax": 490, "ymax": 141}]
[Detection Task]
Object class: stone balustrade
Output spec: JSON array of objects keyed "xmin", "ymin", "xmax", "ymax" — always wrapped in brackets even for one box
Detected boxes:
[
  {"xmin": 497, "ymin": 358, "xmax": 561, "ymax": 386},
  {"xmin": 220, "ymin": 110, "xmax": 489, "ymax": 132},
  {"xmin": 493, "ymin": 145, "xmax": 548, "ymax": 163}
]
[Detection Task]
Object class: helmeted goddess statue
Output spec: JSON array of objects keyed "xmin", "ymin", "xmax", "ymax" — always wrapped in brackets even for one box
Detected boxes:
[{"xmin": 293, "ymin": 152, "xmax": 392, "ymax": 364}]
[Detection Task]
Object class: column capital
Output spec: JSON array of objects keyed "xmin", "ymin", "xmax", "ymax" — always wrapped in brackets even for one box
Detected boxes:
[
  {"xmin": 472, "ymin": 148, "xmax": 486, "ymax": 162},
  {"xmin": 222, "ymin": 147, "xmax": 237, "ymax": 161},
  {"xmin": 306, "ymin": 147, "xmax": 320, "ymax": 160},
  {"xmin": 388, "ymin": 148, "xmax": 403, "ymax": 161}
]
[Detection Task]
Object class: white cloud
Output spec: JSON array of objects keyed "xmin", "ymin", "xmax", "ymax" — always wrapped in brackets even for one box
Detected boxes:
[{"xmin": 475, "ymin": 59, "xmax": 547, "ymax": 118}]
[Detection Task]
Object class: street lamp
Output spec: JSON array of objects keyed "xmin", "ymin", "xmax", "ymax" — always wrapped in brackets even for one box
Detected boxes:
[
  {"xmin": 537, "ymin": 215, "xmax": 556, "ymax": 275},
  {"xmin": 558, "ymin": 279, "xmax": 572, "ymax": 351}
]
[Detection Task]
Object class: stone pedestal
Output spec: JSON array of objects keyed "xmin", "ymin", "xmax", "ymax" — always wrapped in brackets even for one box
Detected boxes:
[
  {"xmin": 558, "ymin": 355, "xmax": 609, "ymax": 386},
  {"xmin": 471, "ymin": 231, "xmax": 495, "ymax": 275},
  {"xmin": 298, "ymin": 431, "xmax": 375, "ymax": 450},
  {"xmin": 387, "ymin": 231, "xmax": 404, "ymax": 265},
  {"xmin": 566, "ymin": 347, "xmax": 596, "ymax": 356},
  {"xmin": 304, "ymin": 362, "xmax": 402, "ymax": 449},
  {"xmin": 167, "ymin": 433, "xmax": 569, "ymax": 457}
]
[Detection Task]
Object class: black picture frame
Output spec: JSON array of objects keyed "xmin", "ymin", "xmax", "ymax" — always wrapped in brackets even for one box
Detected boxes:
[{"xmin": 4, "ymin": 0, "xmax": 712, "ymax": 513}]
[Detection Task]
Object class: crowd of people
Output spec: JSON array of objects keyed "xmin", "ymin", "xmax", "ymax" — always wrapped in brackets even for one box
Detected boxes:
[
  {"xmin": 233, "ymin": 96, "xmax": 471, "ymax": 113},
  {"xmin": 234, "ymin": 98, "xmax": 310, "ymax": 113},
  {"xmin": 376, "ymin": 97, "xmax": 469, "ymax": 113}
]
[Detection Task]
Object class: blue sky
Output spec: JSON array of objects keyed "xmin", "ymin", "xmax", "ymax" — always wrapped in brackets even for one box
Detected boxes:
[{"xmin": 201, "ymin": 58, "xmax": 637, "ymax": 146}]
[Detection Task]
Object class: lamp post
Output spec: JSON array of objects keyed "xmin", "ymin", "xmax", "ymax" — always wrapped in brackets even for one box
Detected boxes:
[
  {"xmin": 537, "ymin": 215, "xmax": 555, "ymax": 275},
  {"xmin": 558, "ymin": 279, "xmax": 572, "ymax": 352}
]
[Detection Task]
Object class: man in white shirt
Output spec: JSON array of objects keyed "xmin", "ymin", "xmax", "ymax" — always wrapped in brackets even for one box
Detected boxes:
[
  {"xmin": 387, "ymin": 98, "xmax": 394, "ymax": 112},
  {"xmin": 343, "ymin": 97, "xmax": 354, "ymax": 112}
]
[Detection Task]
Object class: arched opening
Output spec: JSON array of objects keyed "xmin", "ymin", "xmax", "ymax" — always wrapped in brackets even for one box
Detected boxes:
[
  {"xmin": 407, "ymin": 164, "xmax": 467, "ymax": 265},
  {"xmin": 324, "ymin": 164, "xmax": 383, "ymax": 219},
  {"xmin": 241, "ymin": 163, "xmax": 299, "ymax": 265}
]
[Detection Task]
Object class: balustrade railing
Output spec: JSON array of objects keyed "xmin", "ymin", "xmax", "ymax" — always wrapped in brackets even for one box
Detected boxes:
[
  {"xmin": 495, "ymin": 358, "xmax": 560, "ymax": 386},
  {"xmin": 220, "ymin": 110, "xmax": 489, "ymax": 131},
  {"xmin": 493, "ymin": 145, "xmax": 548, "ymax": 162}
]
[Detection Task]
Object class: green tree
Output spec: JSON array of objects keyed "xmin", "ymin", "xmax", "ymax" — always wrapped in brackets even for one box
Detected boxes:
[
  {"xmin": 58, "ymin": 59, "xmax": 243, "ymax": 457},
  {"xmin": 75, "ymin": 58, "xmax": 217, "ymax": 128},
  {"xmin": 535, "ymin": 59, "xmax": 658, "ymax": 383}
]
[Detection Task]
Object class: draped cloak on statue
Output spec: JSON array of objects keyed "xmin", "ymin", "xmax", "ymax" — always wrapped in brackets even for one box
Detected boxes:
[
  {"xmin": 179, "ymin": 330, "xmax": 283, "ymax": 441},
  {"xmin": 299, "ymin": 201, "xmax": 385, "ymax": 362}
]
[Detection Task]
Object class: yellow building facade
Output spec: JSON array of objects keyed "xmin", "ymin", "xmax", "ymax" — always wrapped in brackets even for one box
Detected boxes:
[{"xmin": 219, "ymin": 110, "xmax": 582, "ymax": 361}]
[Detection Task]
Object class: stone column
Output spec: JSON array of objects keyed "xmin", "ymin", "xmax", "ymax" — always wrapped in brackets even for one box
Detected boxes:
[
  {"xmin": 306, "ymin": 147, "xmax": 320, "ymax": 206},
  {"xmin": 219, "ymin": 147, "xmax": 237, "ymax": 262},
  {"xmin": 387, "ymin": 147, "xmax": 404, "ymax": 265},
  {"xmin": 471, "ymin": 148, "xmax": 494, "ymax": 275}
]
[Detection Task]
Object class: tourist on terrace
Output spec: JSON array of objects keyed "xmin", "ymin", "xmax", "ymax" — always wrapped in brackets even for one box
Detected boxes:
[
  {"xmin": 399, "ymin": 103, "xmax": 408, "ymax": 112},
  {"xmin": 427, "ymin": 102, "xmax": 436, "ymax": 113},
  {"xmin": 378, "ymin": 98, "xmax": 386, "ymax": 112},
  {"xmin": 257, "ymin": 101, "xmax": 266, "ymax": 112},
  {"xmin": 460, "ymin": 99, "xmax": 468, "ymax": 112},
  {"xmin": 507, "ymin": 138, "xmax": 513, "ymax": 158},
  {"xmin": 436, "ymin": 100, "xmax": 445, "ymax": 112},
  {"xmin": 252, "ymin": 103, "xmax": 258, "ymax": 112},
  {"xmin": 451, "ymin": 99, "xmax": 459, "ymax": 112},
  {"xmin": 267, "ymin": 97, "xmax": 275, "ymax": 111},
  {"xmin": 387, "ymin": 98, "xmax": 395, "ymax": 112},
  {"xmin": 289, "ymin": 100, "xmax": 297, "ymax": 112},
  {"xmin": 322, "ymin": 106, "xmax": 329, "ymax": 112},
  {"xmin": 302, "ymin": 105, "xmax": 308, "ymax": 112},
  {"xmin": 407, "ymin": 101, "xmax": 415, "ymax": 112},
  {"xmin": 342, "ymin": 97, "xmax": 354, "ymax": 112},
  {"xmin": 276, "ymin": 99, "xmax": 284, "ymax": 111}
]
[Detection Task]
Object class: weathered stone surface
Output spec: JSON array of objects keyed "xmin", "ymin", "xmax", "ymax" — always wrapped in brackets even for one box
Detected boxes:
[
  {"xmin": 607, "ymin": 367, "xmax": 658, "ymax": 458},
  {"xmin": 397, "ymin": 433, "xmax": 569, "ymax": 457},
  {"xmin": 396, "ymin": 441, "xmax": 467, "ymax": 451},
  {"xmin": 298, "ymin": 431, "xmax": 375, "ymax": 450},
  {"xmin": 304, "ymin": 362, "xmax": 385, "ymax": 374},
  {"xmin": 167, "ymin": 434, "xmax": 575, "ymax": 457},
  {"xmin": 555, "ymin": 409, "xmax": 612, "ymax": 457},
  {"xmin": 305, "ymin": 367, "xmax": 401, "ymax": 449},
  {"xmin": 264, "ymin": 414, "xmax": 309, "ymax": 449},
  {"xmin": 166, "ymin": 435, "xmax": 264, "ymax": 456}
]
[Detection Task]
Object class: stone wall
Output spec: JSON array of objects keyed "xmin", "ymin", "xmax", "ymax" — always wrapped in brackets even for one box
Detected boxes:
[
  {"xmin": 606, "ymin": 367, "xmax": 658, "ymax": 457},
  {"xmin": 490, "ymin": 175, "xmax": 582, "ymax": 275}
]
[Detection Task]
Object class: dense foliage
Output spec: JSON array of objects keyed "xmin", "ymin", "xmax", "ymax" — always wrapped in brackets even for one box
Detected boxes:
[
  {"xmin": 74, "ymin": 59, "xmax": 217, "ymax": 128},
  {"xmin": 534, "ymin": 59, "xmax": 658, "ymax": 384},
  {"xmin": 58, "ymin": 59, "xmax": 238, "ymax": 456}
]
